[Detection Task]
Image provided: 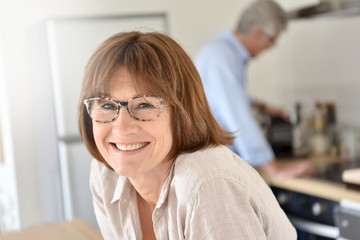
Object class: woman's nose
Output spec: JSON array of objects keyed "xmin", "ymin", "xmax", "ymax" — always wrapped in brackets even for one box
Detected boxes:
[{"xmin": 111, "ymin": 106, "xmax": 138, "ymax": 132}]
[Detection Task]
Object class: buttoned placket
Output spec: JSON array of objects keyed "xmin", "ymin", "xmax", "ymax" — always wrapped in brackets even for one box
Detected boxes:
[
  {"xmin": 153, "ymin": 202, "xmax": 169, "ymax": 239},
  {"xmin": 152, "ymin": 162, "xmax": 175, "ymax": 239},
  {"xmin": 111, "ymin": 177, "xmax": 142, "ymax": 240}
]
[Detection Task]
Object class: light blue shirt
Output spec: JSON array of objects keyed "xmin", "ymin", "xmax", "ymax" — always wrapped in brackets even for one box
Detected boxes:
[{"xmin": 194, "ymin": 30, "xmax": 274, "ymax": 166}]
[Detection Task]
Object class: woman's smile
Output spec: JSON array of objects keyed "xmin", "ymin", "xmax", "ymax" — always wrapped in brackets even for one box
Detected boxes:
[{"xmin": 112, "ymin": 142, "xmax": 149, "ymax": 151}]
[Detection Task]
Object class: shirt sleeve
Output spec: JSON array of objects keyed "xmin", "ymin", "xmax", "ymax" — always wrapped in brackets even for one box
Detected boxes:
[
  {"xmin": 184, "ymin": 177, "xmax": 297, "ymax": 240},
  {"xmin": 89, "ymin": 159, "xmax": 115, "ymax": 240},
  {"xmin": 195, "ymin": 47, "xmax": 274, "ymax": 166}
]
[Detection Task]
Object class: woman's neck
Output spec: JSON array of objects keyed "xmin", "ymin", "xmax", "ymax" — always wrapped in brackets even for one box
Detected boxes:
[{"xmin": 129, "ymin": 158, "xmax": 174, "ymax": 207}]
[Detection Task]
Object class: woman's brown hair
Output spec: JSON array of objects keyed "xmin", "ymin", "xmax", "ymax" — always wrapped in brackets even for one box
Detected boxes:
[{"xmin": 78, "ymin": 31, "xmax": 233, "ymax": 167}]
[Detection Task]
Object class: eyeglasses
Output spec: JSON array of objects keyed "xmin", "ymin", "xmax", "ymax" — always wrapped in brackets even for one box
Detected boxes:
[
  {"xmin": 83, "ymin": 95, "xmax": 163, "ymax": 123},
  {"xmin": 267, "ymin": 35, "xmax": 276, "ymax": 47},
  {"xmin": 263, "ymin": 31, "xmax": 277, "ymax": 48}
]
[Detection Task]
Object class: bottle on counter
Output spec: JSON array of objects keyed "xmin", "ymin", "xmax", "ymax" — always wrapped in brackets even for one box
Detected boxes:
[
  {"xmin": 325, "ymin": 101, "xmax": 340, "ymax": 157},
  {"xmin": 292, "ymin": 102, "xmax": 310, "ymax": 158},
  {"xmin": 309, "ymin": 101, "xmax": 330, "ymax": 156}
]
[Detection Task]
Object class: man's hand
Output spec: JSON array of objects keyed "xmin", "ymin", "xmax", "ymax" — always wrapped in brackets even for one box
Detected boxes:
[
  {"xmin": 260, "ymin": 158, "xmax": 317, "ymax": 181},
  {"xmin": 262, "ymin": 104, "xmax": 289, "ymax": 121},
  {"xmin": 252, "ymin": 100, "xmax": 289, "ymax": 121}
]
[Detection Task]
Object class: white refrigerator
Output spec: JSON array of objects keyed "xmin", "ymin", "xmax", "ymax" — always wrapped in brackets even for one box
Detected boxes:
[{"xmin": 46, "ymin": 13, "xmax": 168, "ymax": 227}]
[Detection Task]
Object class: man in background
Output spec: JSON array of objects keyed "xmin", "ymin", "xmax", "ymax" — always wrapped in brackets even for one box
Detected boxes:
[{"xmin": 195, "ymin": 0, "xmax": 316, "ymax": 179}]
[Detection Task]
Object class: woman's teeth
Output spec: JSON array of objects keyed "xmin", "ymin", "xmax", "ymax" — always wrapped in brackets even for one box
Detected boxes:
[{"xmin": 115, "ymin": 143, "xmax": 147, "ymax": 151}]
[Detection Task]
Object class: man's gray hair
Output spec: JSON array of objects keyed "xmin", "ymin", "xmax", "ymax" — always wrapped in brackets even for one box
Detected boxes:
[{"xmin": 236, "ymin": 0, "xmax": 287, "ymax": 37}]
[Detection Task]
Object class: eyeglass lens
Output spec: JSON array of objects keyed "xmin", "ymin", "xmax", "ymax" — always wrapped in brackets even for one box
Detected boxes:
[{"xmin": 85, "ymin": 96, "xmax": 162, "ymax": 122}]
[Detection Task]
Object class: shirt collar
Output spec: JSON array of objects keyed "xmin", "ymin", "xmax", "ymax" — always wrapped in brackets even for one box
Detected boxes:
[
  {"xmin": 218, "ymin": 29, "xmax": 250, "ymax": 66},
  {"xmin": 111, "ymin": 176, "xmax": 132, "ymax": 204},
  {"xmin": 155, "ymin": 161, "xmax": 176, "ymax": 208}
]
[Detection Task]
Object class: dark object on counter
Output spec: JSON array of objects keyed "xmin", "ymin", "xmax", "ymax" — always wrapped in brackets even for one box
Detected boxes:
[
  {"xmin": 268, "ymin": 116, "xmax": 293, "ymax": 158},
  {"xmin": 319, "ymin": 159, "xmax": 360, "ymax": 184},
  {"xmin": 326, "ymin": 102, "xmax": 340, "ymax": 156}
]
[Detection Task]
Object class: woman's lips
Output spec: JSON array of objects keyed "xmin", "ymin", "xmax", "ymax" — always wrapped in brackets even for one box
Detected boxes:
[{"xmin": 113, "ymin": 142, "xmax": 149, "ymax": 151}]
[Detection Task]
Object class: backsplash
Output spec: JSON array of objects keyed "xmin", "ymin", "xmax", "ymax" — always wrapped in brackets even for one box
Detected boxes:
[{"xmin": 248, "ymin": 16, "xmax": 360, "ymax": 128}]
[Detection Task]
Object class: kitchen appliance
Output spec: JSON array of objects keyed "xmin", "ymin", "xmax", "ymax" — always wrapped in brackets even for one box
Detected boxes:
[
  {"xmin": 272, "ymin": 187, "xmax": 339, "ymax": 240},
  {"xmin": 272, "ymin": 159, "xmax": 360, "ymax": 239},
  {"xmin": 337, "ymin": 199, "xmax": 360, "ymax": 239},
  {"xmin": 267, "ymin": 116, "xmax": 293, "ymax": 158},
  {"xmin": 288, "ymin": 0, "xmax": 360, "ymax": 19}
]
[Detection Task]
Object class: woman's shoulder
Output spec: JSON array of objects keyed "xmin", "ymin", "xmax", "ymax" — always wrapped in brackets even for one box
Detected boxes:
[
  {"xmin": 173, "ymin": 145, "xmax": 260, "ymax": 187},
  {"xmin": 169, "ymin": 146, "xmax": 271, "ymax": 206}
]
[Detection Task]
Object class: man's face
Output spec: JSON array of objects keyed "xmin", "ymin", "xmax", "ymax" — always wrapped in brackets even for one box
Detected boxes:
[{"xmin": 252, "ymin": 29, "xmax": 281, "ymax": 57}]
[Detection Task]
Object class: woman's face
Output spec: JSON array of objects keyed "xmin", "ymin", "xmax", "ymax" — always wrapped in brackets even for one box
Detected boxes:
[{"xmin": 92, "ymin": 67, "xmax": 174, "ymax": 178}]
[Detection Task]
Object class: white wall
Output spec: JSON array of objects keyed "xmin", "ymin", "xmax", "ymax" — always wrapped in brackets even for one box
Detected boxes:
[{"xmin": 0, "ymin": 38, "xmax": 20, "ymax": 230}]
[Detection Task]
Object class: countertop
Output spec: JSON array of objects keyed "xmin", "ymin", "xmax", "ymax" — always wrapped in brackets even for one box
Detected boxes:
[
  {"xmin": 0, "ymin": 218, "xmax": 103, "ymax": 240},
  {"xmin": 260, "ymin": 156, "xmax": 360, "ymax": 203}
]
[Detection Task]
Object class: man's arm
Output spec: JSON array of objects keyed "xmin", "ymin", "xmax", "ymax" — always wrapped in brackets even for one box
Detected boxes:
[
  {"xmin": 252, "ymin": 99, "xmax": 289, "ymax": 121},
  {"xmin": 260, "ymin": 158, "xmax": 316, "ymax": 180}
]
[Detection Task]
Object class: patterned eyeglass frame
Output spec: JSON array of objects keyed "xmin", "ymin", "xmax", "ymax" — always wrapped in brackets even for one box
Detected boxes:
[{"xmin": 83, "ymin": 95, "xmax": 163, "ymax": 123}]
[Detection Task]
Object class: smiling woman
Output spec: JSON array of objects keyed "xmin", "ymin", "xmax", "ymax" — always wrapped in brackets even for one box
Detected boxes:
[{"xmin": 77, "ymin": 31, "xmax": 297, "ymax": 240}]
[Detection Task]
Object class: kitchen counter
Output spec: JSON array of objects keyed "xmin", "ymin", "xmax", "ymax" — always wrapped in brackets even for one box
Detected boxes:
[
  {"xmin": 260, "ymin": 156, "xmax": 360, "ymax": 203},
  {"xmin": 265, "ymin": 175, "xmax": 360, "ymax": 202},
  {"xmin": 0, "ymin": 218, "xmax": 103, "ymax": 240}
]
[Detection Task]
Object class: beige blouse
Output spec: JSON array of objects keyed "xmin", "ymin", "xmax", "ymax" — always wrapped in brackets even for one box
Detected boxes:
[{"xmin": 90, "ymin": 145, "xmax": 297, "ymax": 239}]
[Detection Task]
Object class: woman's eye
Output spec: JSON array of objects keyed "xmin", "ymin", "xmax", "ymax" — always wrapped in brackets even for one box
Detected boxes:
[
  {"xmin": 100, "ymin": 103, "xmax": 117, "ymax": 110},
  {"xmin": 136, "ymin": 102, "xmax": 154, "ymax": 109}
]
